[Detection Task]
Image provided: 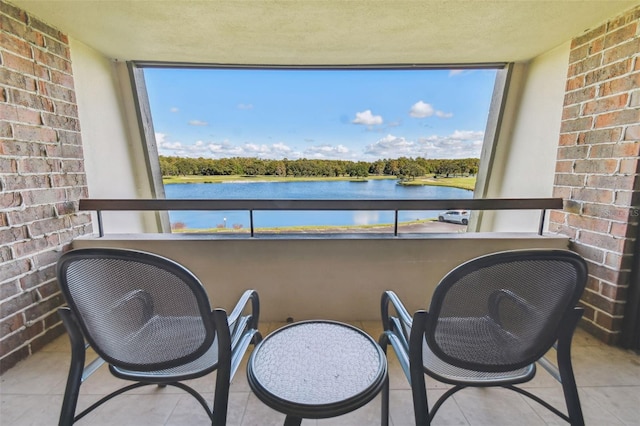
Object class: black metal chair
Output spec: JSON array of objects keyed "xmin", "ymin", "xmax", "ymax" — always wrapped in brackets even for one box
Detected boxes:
[
  {"xmin": 380, "ymin": 249, "xmax": 588, "ymax": 426},
  {"xmin": 56, "ymin": 247, "xmax": 261, "ymax": 425}
]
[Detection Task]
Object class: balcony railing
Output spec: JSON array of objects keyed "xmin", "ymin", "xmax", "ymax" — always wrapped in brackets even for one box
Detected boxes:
[{"xmin": 79, "ymin": 197, "xmax": 563, "ymax": 237}]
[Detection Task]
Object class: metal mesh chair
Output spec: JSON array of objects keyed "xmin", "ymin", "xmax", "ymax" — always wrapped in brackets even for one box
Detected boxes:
[
  {"xmin": 379, "ymin": 249, "xmax": 587, "ymax": 425},
  {"xmin": 56, "ymin": 248, "xmax": 261, "ymax": 425}
]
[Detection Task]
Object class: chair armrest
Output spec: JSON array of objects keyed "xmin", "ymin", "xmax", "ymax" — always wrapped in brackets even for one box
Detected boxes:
[
  {"xmin": 227, "ymin": 289, "xmax": 260, "ymax": 329},
  {"xmin": 381, "ymin": 290, "xmax": 413, "ymax": 331}
]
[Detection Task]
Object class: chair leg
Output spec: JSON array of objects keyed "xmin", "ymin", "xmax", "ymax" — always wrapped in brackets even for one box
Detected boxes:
[
  {"xmin": 381, "ymin": 371, "xmax": 389, "ymax": 426},
  {"xmin": 58, "ymin": 309, "xmax": 86, "ymax": 426},
  {"xmin": 557, "ymin": 308, "xmax": 585, "ymax": 426},
  {"xmin": 212, "ymin": 309, "xmax": 232, "ymax": 426},
  {"xmin": 409, "ymin": 311, "xmax": 430, "ymax": 426}
]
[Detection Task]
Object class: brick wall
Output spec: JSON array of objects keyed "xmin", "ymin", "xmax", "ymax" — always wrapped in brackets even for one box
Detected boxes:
[
  {"xmin": 551, "ymin": 6, "xmax": 640, "ymax": 344},
  {"xmin": 0, "ymin": 1, "xmax": 92, "ymax": 373}
]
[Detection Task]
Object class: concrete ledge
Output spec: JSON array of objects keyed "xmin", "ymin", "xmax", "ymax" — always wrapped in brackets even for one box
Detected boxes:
[{"xmin": 72, "ymin": 233, "xmax": 570, "ymax": 322}]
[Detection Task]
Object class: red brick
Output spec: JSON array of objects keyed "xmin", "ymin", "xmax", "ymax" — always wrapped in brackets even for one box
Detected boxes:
[
  {"xmin": 573, "ymin": 244, "xmax": 606, "ymax": 263},
  {"xmin": 604, "ymin": 38, "xmax": 640, "ymax": 64},
  {"xmin": 624, "ymin": 125, "xmax": 640, "ymax": 140},
  {"xmin": 0, "ymin": 104, "xmax": 18, "ymax": 121},
  {"xmin": 579, "ymin": 128, "xmax": 622, "ymax": 144},
  {"xmin": 37, "ymin": 81, "xmax": 76, "ymax": 103},
  {"xmin": 560, "ymin": 117, "xmax": 593, "ymax": 133},
  {"xmin": 569, "ymin": 44, "xmax": 590, "ymax": 64},
  {"xmin": 0, "ymin": 259, "xmax": 31, "ymax": 283},
  {"xmin": 558, "ymin": 133, "xmax": 578, "ymax": 146},
  {"xmin": 610, "ymin": 221, "xmax": 630, "ymax": 238},
  {"xmin": 585, "ymin": 59, "xmax": 633, "ymax": 86},
  {"xmin": 589, "ymin": 37, "xmax": 605, "ymax": 55},
  {"xmin": 590, "ymin": 262, "xmax": 623, "ymax": 285},
  {"xmin": 5, "ymin": 200, "xmax": 60, "ymax": 223},
  {"xmin": 574, "ymin": 158, "xmax": 618, "ymax": 174},
  {"xmin": 587, "ymin": 174, "xmax": 636, "ymax": 190},
  {"xmin": 594, "ymin": 109, "xmax": 640, "ymax": 128},
  {"xmin": 554, "ymin": 173, "xmax": 586, "ymax": 187},
  {"xmin": 583, "ymin": 93, "xmax": 629, "ymax": 115},
  {"xmin": 568, "ymin": 55, "xmax": 603, "ymax": 78},
  {"xmin": 567, "ymin": 213, "xmax": 610, "ymax": 232},
  {"xmin": 21, "ymin": 188, "xmax": 67, "ymax": 206},
  {"xmin": 18, "ymin": 265, "xmax": 56, "ymax": 291},
  {"xmin": 3, "ymin": 174, "xmax": 50, "ymax": 191},
  {"xmin": 18, "ymin": 158, "xmax": 60, "ymax": 174},
  {"xmin": 41, "ymin": 113, "xmax": 79, "ymax": 131},
  {"xmin": 61, "ymin": 144, "xmax": 84, "ymax": 159},
  {"xmin": 562, "ymin": 104, "xmax": 581, "ymax": 120},
  {"xmin": 0, "ymin": 32, "xmax": 32, "ymax": 58},
  {"xmin": 573, "ymin": 187, "xmax": 614, "ymax": 204},
  {"xmin": 580, "ymin": 286, "xmax": 626, "ymax": 315},
  {"xmin": 571, "ymin": 24, "xmax": 607, "ymax": 49},
  {"xmin": 0, "ymin": 1, "xmax": 28, "ymax": 22},
  {"xmin": 572, "ymin": 25, "xmax": 607, "ymax": 49},
  {"xmin": 564, "ymin": 86, "xmax": 596, "ymax": 106},
  {"xmin": 29, "ymin": 17, "xmax": 66, "ymax": 44},
  {"xmin": 12, "ymin": 124, "xmax": 57, "ymax": 143},
  {"xmin": 12, "ymin": 234, "xmax": 60, "ymax": 258},
  {"xmin": 49, "ymin": 70, "xmax": 75, "ymax": 90},
  {"xmin": 595, "ymin": 311, "xmax": 624, "ymax": 331},
  {"xmin": 603, "ymin": 21, "xmax": 638, "ymax": 49},
  {"xmin": 583, "ymin": 203, "xmax": 630, "ymax": 223},
  {"xmin": 558, "ymin": 145, "xmax": 589, "ymax": 160},
  {"xmin": 0, "ymin": 121, "xmax": 13, "ymax": 138},
  {"xmin": 555, "ymin": 160, "xmax": 574, "ymax": 173},
  {"xmin": 566, "ymin": 75, "xmax": 585, "ymax": 91},
  {"xmin": 2, "ymin": 51, "xmax": 36, "ymax": 75},
  {"xmin": 16, "ymin": 107, "xmax": 43, "ymax": 126},
  {"xmin": 0, "ymin": 192, "xmax": 22, "ymax": 208},
  {"xmin": 32, "ymin": 48, "xmax": 72, "ymax": 74},
  {"xmin": 600, "ymin": 72, "xmax": 640, "ymax": 96},
  {"xmin": 620, "ymin": 158, "xmax": 638, "ymax": 174}
]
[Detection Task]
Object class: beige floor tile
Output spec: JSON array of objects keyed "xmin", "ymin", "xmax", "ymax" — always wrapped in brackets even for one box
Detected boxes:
[
  {"xmin": 0, "ymin": 394, "xmax": 63, "ymax": 425},
  {"xmin": 240, "ymin": 392, "xmax": 289, "ymax": 425},
  {"xmin": 452, "ymin": 387, "xmax": 546, "ymax": 425},
  {"xmin": 390, "ymin": 388, "xmax": 469, "ymax": 426},
  {"xmin": 78, "ymin": 393, "xmax": 181, "ymax": 425},
  {"xmin": 581, "ymin": 386, "xmax": 640, "ymax": 425}
]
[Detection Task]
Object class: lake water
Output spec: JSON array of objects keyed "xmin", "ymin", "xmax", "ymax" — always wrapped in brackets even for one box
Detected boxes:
[{"xmin": 164, "ymin": 179, "xmax": 472, "ymax": 229}]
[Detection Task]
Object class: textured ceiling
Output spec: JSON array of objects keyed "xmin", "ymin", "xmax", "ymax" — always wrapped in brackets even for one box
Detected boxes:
[{"xmin": 9, "ymin": 0, "xmax": 639, "ymax": 65}]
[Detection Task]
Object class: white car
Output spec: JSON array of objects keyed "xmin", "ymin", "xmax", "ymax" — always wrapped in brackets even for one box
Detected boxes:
[{"xmin": 438, "ymin": 210, "xmax": 470, "ymax": 225}]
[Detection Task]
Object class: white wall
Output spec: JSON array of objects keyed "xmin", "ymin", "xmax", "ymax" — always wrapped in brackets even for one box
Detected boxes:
[
  {"xmin": 70, "ymin": 39, "xmax": 157, "ymax": 233},
  {"xmin": 480, "ymin": 42, "xmax": 570, "ymax": 232}
]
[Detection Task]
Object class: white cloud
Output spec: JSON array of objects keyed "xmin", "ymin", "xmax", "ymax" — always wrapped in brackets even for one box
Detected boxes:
[
  {"xmin": 435, "ymin": 111, "xmax": 453, "ymax": 119},
  {"xmin": 156, "ymin": 133, "xmax": 297, "ymax": 159},
  {"xmin": 362, "ymin": 130, "xmax": 484, "ymax": 159},
  {"xmin": 410, "ymin": 101, "xmax": 452, "ymax": 120},
  {"xmin": 238, "ymin": 103, "xmax": 254, "ymax": 110},
  {"xmin": 188, "ymin": 120, "xmax": 208, "ymax": 126},
  {"xmin": 304, "ymin": 144, "xmax": 351, "ymax": 159},
  {"xmin": 416, "ymin": 130, "xmax": 484, "ymax": 158},
  {"xmin": 353, "ymin": 110, "xmax": 383, "ymax": 125},
  {"xmin": 364, "ymin": 134, "xmax": 418, "ymax": 158},
  {"xmin": 170, "ymin": 107, "xmax": 179, "ymax": 113},
  {"xmin": 409, "ymin": 101, "xmax": 434, "ymax": 118}
]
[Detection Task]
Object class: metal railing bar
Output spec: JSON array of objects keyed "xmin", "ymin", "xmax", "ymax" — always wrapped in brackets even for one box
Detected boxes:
[{"xmin": 79, "ymin": 198, "xmax": 563, "ymax": 212}]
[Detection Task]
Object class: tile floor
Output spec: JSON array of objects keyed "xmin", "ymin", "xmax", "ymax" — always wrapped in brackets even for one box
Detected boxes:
[{"xmin": 1, "ymin": 321, "xmax": 639, "ymax": 425}]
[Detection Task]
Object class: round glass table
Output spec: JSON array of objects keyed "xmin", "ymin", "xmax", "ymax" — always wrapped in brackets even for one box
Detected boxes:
[{"xmin": 247, "ymin": 320, "xmax": 389, "ymax": 425}]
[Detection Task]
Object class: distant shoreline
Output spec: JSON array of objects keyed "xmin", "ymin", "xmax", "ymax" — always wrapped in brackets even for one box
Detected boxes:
[{"xmin": 163, "ymin": 174, "xmax": 476, "ymax": 191}]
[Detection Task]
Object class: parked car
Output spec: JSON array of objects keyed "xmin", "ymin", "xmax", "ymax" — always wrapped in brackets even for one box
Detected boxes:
[{"xmin": 438, "ymin": 210, "xmax": 470, "ymax": 225}]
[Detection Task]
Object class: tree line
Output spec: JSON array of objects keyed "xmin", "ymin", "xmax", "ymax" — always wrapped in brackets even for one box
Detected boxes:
[{"xmin": 159, "ymin": 156, "xmax": 479, "ymax": 179}]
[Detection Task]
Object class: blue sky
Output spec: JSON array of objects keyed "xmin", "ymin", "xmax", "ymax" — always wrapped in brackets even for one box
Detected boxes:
[{"xmin": 144, "ymin": 68, "xmax": 497, "ymax": 161}]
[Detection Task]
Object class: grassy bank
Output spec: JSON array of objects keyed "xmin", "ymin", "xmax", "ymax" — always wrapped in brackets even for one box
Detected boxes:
[
  {"xmin": 399, "ymin": 176, "xmax": 476, "ymax": 191},
  {"xmin": 163, "ymin": 174, "xmax": 475, "ymax": 190},
  {"xmin": 172, "ymin": 218, "xmax": 436, "ymax": 234}
]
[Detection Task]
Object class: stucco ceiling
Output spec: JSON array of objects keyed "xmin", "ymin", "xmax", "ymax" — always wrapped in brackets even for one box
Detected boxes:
[{"xmin": 9, "ymin": 0, "xmax": 640, "ymax": 65}]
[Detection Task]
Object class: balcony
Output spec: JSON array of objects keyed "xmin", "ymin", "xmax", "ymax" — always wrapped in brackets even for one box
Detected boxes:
[{"xmin": 1, "ymin": 322, "xmax": 639, "ymax": 425}]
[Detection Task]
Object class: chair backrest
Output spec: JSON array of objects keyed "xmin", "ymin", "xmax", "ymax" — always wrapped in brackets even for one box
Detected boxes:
[
  {"xmin": 57, "ymin": 248, "xmax": 216, "ymax": 371},
  {"xmin": 424, "ymin": 249, "xmax": 587, "ymax": 372}
]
